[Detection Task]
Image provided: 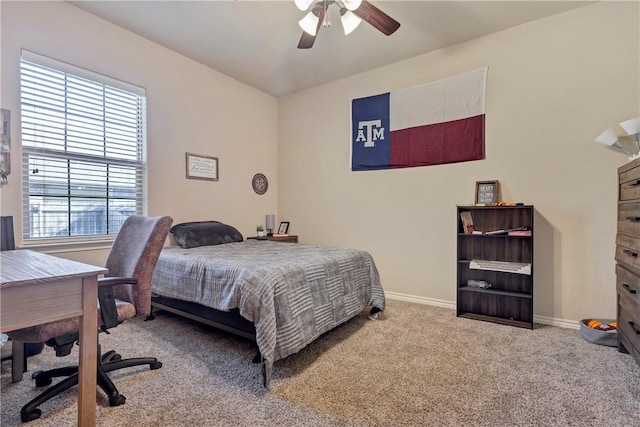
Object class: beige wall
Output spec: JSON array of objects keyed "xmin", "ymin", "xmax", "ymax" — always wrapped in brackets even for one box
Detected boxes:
[
  {"xmin": 278, "ymin": 1, "xmax": 640, "ymax": 324},
  {"xmin": 1, "ymin": 1, "xmax": 638, "ymax": 326},
  {"xmin": 0, "ymin": 1, "xmax": 279, "ymax": 263}
]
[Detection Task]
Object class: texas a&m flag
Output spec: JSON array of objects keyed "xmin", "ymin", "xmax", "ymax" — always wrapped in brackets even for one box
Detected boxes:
[{"xmin": 351, "ymin": 68, "xmax": 487, "ymax": 171}]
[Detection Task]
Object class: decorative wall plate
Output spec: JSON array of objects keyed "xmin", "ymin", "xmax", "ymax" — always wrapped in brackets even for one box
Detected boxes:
[{"xmin": 252, "ymin": 173, "xmax": 268, "ymax": 195}]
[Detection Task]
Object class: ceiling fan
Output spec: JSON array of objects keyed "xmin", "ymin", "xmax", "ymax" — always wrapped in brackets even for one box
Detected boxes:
[{"xmin": 295, "ymin": 0, "xmax": 401, "ymax": 49}]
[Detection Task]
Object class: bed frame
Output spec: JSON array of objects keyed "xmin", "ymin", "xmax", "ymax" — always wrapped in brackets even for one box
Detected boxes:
[
  {"xmin": 150, "ymin": 295, "xmax": 256, "ymax": 341},
  {"xmin": 151, "ymin": 294, "xmax": 381, "ymax": 343}
]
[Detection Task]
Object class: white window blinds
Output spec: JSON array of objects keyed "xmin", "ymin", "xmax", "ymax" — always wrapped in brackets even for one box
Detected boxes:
[{"xmin": 20, "ymin": 50, "xmax": 147, "ymax": 240}]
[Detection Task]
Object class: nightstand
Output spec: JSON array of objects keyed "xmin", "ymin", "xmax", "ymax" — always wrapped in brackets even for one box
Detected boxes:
[{"xmin": 247, "ymin": 235, "xmax": 298, "ymax": 243}]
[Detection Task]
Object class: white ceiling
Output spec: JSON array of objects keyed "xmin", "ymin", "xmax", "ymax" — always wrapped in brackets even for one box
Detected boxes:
[{"xmin": 68, "ymin": 1, "xmax": 593, "ymax": 98}]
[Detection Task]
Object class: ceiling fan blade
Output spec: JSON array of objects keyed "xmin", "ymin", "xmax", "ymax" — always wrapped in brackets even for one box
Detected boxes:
[
  {"xmin": 298, "ymin": 32, "xmax": 317, "ymax": 49},
  {"xmin": 297, "ymin": 3, "xmax": 326, "ymax": 49},
  {"xmin": 353, "ymin": 0, "xmax": 400, "ymax": 36}
]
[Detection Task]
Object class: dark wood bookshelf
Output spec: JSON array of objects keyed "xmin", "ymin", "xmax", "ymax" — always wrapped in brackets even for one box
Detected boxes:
[{"xmin": 456, "ymin": 205, "xmax": 534, "ymax": 329}]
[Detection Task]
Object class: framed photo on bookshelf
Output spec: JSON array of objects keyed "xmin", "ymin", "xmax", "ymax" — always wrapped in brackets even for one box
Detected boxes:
[{"xmin": 475, "ymin": 180, "xmax": 499, "ymax": 205}]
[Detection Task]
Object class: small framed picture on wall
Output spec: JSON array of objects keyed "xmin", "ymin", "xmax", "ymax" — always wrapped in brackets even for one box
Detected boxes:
[
  {"xmin": 186, "ymin": 152, "xmax": 218, "ymax": 181},
  {"xmin": 475, "ymin": 180, "xmax": 499, "ymax": 205}
]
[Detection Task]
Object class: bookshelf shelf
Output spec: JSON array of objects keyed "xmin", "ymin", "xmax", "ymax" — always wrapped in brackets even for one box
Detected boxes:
[
  {"xmin": 457, "ymin": 313, "xmax": 532, "ymax": 329},
  {"xmin": 457, "ymin": 233, "xmax": 531, "ymax": 238},
  {"xmin": 458, "ymin": 286, "xmax": 532, "ymax": 299},
  {"xmin": 456, "ymin": 205, "xmax": 534, "ymax": 329}
]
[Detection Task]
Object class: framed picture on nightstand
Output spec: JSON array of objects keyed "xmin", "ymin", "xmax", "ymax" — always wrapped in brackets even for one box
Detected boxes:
[{"xmin": 278, "ymin": 221, "xmax": 289, "ymax": 234}]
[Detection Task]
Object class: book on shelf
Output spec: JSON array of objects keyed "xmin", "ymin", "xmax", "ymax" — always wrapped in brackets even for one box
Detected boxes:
[
  {"xmin": 484, "ymin": 229, "xmax": 507, "ymax": 235},
  {"xmin": 460, "ymin": 211, "xmax": 475, "ymax": 234},
  {"xmin": 469, "ymin": 259, "xmax": 532, "ymax": 275},
  {"xmin": 507, "ymin": 229, "xmax": 532, "ymax": 236},
  {"xmin": 272, "ymin": 233, "xmax": 289, "ymax": 237},
  {"xmin": 484, "ymin": 226, "xmax": 530, "ymax": 236}
]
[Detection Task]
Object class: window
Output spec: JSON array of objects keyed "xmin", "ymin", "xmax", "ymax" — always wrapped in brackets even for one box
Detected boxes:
[{"xmin": 20, "ymin": 51, "xmax": 146, "ymax": 242}]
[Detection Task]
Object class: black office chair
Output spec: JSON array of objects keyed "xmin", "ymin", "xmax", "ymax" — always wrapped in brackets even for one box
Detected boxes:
[{"xmin": 0, "ymin": 216, "xmax": 45, "ymax": 382}]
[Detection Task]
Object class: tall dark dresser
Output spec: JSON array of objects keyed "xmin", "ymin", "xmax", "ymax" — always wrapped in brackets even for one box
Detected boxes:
[{"xmin": 615, "ymin": 158, "xmax": 640, "ymax": 367}]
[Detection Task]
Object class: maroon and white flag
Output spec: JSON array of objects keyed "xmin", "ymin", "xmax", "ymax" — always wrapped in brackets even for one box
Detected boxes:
[{"xmin": 351, "ymin": 68, "xmax": 487, "ymax": 170}]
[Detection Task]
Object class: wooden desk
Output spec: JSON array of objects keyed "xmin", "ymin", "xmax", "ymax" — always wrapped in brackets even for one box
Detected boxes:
[{"xmin": 1, "ymin": 249, "xmax": 107, "ymax": 426}]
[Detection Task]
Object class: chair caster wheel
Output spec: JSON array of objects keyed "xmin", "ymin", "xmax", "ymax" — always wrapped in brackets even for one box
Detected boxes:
[
  {"xmin": 34, "ymin": 375, "xmax": 52, "ymax": 387},
  {"xmin": 150, "ymin": 361, "xmax": 162, "ymax": 370},
  {"xmin": 21, "ymin": 408, "xmax": 41, "ymax": 422},
  {"xmin": 109, "ymin": 393, "xmax": 126, "ymax": 407},
  {"xmin": 102, "ymin": 350, "xmax": 121, "ymax": 362}
]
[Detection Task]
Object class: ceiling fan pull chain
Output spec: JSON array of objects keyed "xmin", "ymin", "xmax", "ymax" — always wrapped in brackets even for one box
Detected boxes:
[{"xmin": 323, "ymin": 3, "xmax": 331, "ymax": 28}]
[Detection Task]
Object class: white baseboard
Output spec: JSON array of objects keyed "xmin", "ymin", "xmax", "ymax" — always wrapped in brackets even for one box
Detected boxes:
[
  {"xmin": 531, "ymin": 314, "xmax": 580, "ymax": 330},
  {"xmin": 384, "ymin": 291, "xmax": 580, "ymax": 330},
  {"xmin": 385, "ymin": 291, "xmax": 456, "ymax": 309}
]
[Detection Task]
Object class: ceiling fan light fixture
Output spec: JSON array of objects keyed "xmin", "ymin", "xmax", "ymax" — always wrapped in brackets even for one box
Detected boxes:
[
  {"xmin": 299, "ymin": 11, "xmax": 319, "ymax": 36},
  {"xmin": 620, "ymin": 117, "xmax": 640, "ymax": 139},
  {"xmin": 295, "ymin": 0, "xmax": 399, "ymax": 49},
  {"xmin": 595, "ymin": 128, "xmax": 620, "ymax": 147},
  {"xmin": 294, "ymin": 0, "xmax": 315, "ymax": 11},
  {"xmin": 343, "ymin": 0, "xmax": 362, "ymax": 11},
  {"xmin": 340, "ymin": 10, "xmax": 362, "ymax": 35}
]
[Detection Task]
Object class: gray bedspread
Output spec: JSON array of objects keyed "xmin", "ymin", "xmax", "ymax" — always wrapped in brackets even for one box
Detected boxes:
[{"xmin": 151, "ymin": 240, "xmax": 385, "ymax": 386}]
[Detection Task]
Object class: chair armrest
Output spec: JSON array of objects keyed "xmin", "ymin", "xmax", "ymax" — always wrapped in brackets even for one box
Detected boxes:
[
  {"xmin": 98, "ymin": 276, "xmax": 139, "ymax": 287},
  {"xmin": 97, "ymin": 277, "xmax": 137, "ymax": 330}
]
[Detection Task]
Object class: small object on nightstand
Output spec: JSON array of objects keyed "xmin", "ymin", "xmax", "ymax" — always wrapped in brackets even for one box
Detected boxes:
[{"xmin": 266, "ymin": 214, "xmax": 275, "ymax": 236}]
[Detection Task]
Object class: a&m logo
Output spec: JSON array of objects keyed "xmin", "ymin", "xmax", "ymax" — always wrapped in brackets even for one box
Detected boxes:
[
  {"xmin": 351, "ymin": 92, "xmax": 390, "ymax": 170},
  {"xmin": 355, "ymin": 119, "xmax": 385, "ymax": 147}
]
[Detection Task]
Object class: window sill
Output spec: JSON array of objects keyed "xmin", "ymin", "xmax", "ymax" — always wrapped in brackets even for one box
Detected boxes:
[{"xmin": 20, "ymin": 237, "xmax": 115, "ymax": 254}]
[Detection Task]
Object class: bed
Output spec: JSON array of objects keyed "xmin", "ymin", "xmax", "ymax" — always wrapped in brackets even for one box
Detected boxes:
[{"xmin": 149, "ymin": 221, "xmax": 385, "ymax": 387}]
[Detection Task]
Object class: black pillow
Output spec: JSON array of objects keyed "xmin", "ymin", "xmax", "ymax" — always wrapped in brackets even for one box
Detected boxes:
[{"xmin": 170, "ymin": 221, "xmax": 243, "ymax": 248}]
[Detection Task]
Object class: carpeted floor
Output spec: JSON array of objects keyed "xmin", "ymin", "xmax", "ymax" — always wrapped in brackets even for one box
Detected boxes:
[{"xmin": 1, "ymin": 299, "xmax": 639, "ymax": 426}]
